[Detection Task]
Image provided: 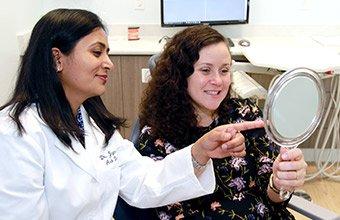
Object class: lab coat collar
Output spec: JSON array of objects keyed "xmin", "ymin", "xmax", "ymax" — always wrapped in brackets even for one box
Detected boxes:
[{"xmin": 31, "ymin": 104, "xmax": 104, "ymax": 182}]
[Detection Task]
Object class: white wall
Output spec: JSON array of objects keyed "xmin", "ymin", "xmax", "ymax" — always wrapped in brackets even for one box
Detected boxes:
[
  {"xmin": 41, "ymin": 0, "xmax": 340, "ymax": 25},
  {"xmin": 0, "ymin": 1, "xmax": 42, "ymax": 105},
  {"xmin": 41, "ymin": 0, "xmax": 160, "ymax": 25},
  {"xmin": 250, "ymin": 0, "xmax": 340, "ymax": 25}
]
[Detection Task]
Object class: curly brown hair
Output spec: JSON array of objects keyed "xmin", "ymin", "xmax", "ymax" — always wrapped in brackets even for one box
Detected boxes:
[{"xmin": 139, "ymin": 25, "xmax": 232, "ymax": 146}]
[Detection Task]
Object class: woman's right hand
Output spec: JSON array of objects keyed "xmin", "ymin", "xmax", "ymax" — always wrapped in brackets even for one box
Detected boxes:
[{"xmin": 191, "ymin": 120, "xmax": 264, "ymax": 166}]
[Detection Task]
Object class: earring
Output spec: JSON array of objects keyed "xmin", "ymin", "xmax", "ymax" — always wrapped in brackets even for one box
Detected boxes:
[{"xmin": 56, "ymin": 60, "xmax": 62, "ymax": 72}]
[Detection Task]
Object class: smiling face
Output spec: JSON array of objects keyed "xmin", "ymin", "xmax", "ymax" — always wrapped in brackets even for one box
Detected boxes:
[
  {"xmin": 187, "ymin": 42, "xmax": 232, "ymax": 122},
  {"xmin": 55, "ymin": 28, "xmax": 113, "ymax": 112}
]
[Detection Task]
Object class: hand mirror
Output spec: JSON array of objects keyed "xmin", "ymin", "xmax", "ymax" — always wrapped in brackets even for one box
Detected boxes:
[{"xmin": 263, "ymin": 67, "xmax": 325, "ymax": 199}]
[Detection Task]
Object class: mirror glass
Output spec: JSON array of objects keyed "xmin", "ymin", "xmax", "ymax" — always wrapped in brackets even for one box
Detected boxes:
[
  {"xmin": 272, "ymin": 76, "xmax": 320, "ymax": 138},
  {"xmin": 264, "ymin": 68, "xmax": 325, "ymax": 148}
]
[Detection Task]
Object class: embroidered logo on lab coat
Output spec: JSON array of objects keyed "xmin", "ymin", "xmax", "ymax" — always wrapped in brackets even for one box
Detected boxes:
[{"xmin": 99, "ymin": 150, "xmax": 117, "ymax": 165}]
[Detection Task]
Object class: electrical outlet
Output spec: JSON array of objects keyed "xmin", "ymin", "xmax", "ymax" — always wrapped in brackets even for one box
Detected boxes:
[
  {"xmin": 141, "ymin": 68, "xmax": 151, "ymax": 83},
  {"xmin": 300, "ymin": 0, "xmax": 311, "ymax": 10},
  {"xmin": 135, "ymin": 0, "xmax": 145, "ymax": 10}
]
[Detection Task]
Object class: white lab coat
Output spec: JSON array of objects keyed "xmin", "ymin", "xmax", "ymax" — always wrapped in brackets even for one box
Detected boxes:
[{"xmin": 0, "ymin": 105, "xmax": 215, "ymax": 219}]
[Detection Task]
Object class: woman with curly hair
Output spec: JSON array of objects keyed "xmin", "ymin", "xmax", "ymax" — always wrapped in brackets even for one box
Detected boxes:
[{"xmin": 136, "ymin": 25, "xmax": 307, "ymax": 219}]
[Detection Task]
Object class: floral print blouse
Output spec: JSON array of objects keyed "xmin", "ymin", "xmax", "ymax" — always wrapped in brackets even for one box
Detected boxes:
[{"xmin": 136, "ymin": 98, "xmax": 294, "ymax": 220}]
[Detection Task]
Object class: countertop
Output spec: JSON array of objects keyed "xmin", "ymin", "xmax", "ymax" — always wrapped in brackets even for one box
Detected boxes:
[
  {"xmin": 107, "ymin": 36, "xmax": 243, "ymax": 56},
  {"xmin": 17, "ymin": 32, "xmax": 340, "ymax": 72}
]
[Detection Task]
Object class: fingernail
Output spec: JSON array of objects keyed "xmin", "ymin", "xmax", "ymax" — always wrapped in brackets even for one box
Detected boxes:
[
  {"xmin": 282, "ymin": 153, "xmax": 288, "ymax": 160},
  {"xmin": 222, "ymin": 144, "xmax": 228, "ymax": 150}
]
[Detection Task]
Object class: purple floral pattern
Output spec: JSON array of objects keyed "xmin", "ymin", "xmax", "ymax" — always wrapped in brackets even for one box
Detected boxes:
[
  {"xmin": 228, "ymin": 177, "xmax": 246, "ymax": 191},
  {"xmin": 256, "ymin": 202, "xmax": 268, "ymax": 217},
  {"xmin": 137, "ymin": 98, "xmax": 294, "ymax": 219},
  {"xmin": 229, "ymin": 157, "xmax": 247, "ymax": 171}
]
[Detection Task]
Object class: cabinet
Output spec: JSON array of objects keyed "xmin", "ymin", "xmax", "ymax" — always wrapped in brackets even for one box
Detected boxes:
[{"xmin": 101, "ymin": 55, "xmax": 150, "ymax": 138}]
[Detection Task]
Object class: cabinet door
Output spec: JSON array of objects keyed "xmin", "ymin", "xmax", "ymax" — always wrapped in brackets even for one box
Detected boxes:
[
  {"xmin": 101, "ymin": 56, "xmax": 125, "ymax": 137},
  {"xmin": 121, "ymin": 55, "xmax": 150, "ymax": 139}
]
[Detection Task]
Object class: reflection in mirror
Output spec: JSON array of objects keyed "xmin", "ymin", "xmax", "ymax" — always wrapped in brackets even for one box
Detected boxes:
[{"xmin": 272, "ymin": 76, "xmax": 320, "ymax": 139}]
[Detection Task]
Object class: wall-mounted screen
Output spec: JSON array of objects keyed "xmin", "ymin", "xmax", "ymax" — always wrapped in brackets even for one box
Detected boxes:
[{"xmin": 161, "ymin": 0, "xmax": 249, "ymax": 27}]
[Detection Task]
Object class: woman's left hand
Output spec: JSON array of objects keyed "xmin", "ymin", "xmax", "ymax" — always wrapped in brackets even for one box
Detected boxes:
[{"xmin": 272, "ymin": 147, "xmax": 308, "ymax": 191}]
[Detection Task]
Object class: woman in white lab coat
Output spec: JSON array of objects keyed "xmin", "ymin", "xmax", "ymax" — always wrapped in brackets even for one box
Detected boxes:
[{"xmin": 0, "ymin": 9, "xmax": 264, "ymax": 219}]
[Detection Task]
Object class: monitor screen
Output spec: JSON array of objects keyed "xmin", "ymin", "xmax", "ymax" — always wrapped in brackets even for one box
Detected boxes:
[{"xmin": 161, "ymin": 0, "xmax": 249, "ymax": 27}]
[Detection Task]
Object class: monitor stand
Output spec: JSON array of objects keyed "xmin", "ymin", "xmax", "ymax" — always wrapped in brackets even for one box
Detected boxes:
[{"xmin": 227, "ymin": 37, "xmax": 234, "ymax": 47}]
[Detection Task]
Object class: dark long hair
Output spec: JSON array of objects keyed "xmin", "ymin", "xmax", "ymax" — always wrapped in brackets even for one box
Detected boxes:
[
  {"xmin": 139, "ymin": 25, "xmax": 231, "ymax": 147},
  {"xmin": 0, "ymin": 9, "xmax": 125, "ymax": 150}
]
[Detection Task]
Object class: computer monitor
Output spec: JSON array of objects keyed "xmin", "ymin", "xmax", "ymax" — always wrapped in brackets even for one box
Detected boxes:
[{"xmin": 161, "ymin": 0, "xmax": 249, "ymax": 27}]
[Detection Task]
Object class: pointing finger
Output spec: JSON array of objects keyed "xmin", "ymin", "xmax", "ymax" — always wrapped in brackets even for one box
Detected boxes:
[{"xmin": 229, "ymin": 120, "xmax": 265, "ymax": 132}]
